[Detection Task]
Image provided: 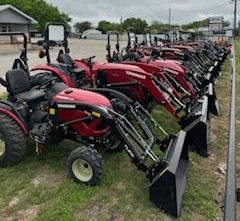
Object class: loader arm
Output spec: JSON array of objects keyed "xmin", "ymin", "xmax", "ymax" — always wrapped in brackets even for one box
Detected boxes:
[{"xmin": 99, "ymin": 68, "xmax": 185, "ymax": 120}]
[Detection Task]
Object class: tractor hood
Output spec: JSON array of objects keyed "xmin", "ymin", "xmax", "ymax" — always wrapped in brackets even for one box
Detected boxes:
[
  {"xmin": 93, "ymin": 62, "xmax": 147, "ymax": 74},
  {"xmin": 172, "ymin": 45, "xmax": 195, "ymax": 52},
  {"xmin": 149, "ymin": 60, "xmax": 185, "ymax": 73},
  {"xmin": 161, "ymin": 47, "xmax": 182, "ymax": 53},
  {"xmin": 52, "ymin": 88, "xmax": 111, "ymax": 107}
]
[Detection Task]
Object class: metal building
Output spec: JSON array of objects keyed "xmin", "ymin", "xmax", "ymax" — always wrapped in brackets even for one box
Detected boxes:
[{"xmin": 0, "ymin": 4, "xmax": 38, "ymax": 34}]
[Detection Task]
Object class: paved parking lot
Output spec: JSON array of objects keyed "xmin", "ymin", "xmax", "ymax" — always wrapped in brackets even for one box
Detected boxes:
[{"xmin": 0, "ymin": 39, "xmax": 125, "ymax": 93}]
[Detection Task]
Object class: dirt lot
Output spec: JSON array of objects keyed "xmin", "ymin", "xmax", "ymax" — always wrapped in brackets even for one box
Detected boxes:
[{"xmin": 0, "ymin": 38, "xmax": 125, "ymax": 92}]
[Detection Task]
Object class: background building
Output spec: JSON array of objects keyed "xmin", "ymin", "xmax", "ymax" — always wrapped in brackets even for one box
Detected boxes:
[{"xmin": 0, "ymin": 4, "xmax": 38, "ymax": 43}]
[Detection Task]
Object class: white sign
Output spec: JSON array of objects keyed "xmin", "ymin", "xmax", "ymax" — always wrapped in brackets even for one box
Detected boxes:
[
  {"xmin": 48, "ymin": 25, "xmax": 65, "ymax": 41},
  {"xmin": 209, "ymin": 16, "xmax": 223, "ymax": 24},
  {"xmin": 210, "ymin": 24, "xmax": 222, "ymax": 31},
  {"xmin": 226, "ymin": 30, "xmax": 233, "ymax": 37},
  {"xmin": 209, "ymin": 16, "xmax": 223, "ymax": 31}
]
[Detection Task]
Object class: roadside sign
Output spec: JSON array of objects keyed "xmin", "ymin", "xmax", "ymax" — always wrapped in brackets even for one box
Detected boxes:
[{"xmin": 209, "ymin": 16, "xmax": 223, "ymax": 31}]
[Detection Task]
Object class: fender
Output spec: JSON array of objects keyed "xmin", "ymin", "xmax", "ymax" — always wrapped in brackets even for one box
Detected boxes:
[
  {"xmin": 31, "ymin": 64, "xmax": 75, "ymax": 87},
  {"xmin": 0, "ymin": 103, "xmax": 28, "ymax": 135}
]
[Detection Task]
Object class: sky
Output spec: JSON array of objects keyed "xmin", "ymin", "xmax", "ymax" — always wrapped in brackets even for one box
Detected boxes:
[{"xmin": 45, "ymin": 0, "xmax": 236, "ymax": 27}]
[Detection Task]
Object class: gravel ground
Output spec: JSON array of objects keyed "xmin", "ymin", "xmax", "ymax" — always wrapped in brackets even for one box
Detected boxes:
[{"xmin": 0, "ymin": 38, "xmax": 126, "ymax": 93}]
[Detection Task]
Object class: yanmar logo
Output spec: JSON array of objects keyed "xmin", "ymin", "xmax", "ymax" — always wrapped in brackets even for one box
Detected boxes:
[
  {"xmin": 57, "ymin": 104, "xmax": 76, "ymax": 109},
  {"xmin": 126, "ymin": 71, "xmax": 146, "ymax": 79}
]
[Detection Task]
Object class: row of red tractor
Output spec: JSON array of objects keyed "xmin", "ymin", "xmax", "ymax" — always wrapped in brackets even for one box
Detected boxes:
[{"xmin": 0, "ymin": 23, "xmax": 231, "ymax": 217}]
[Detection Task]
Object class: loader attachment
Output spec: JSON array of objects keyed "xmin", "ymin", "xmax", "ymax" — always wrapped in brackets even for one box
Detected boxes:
[
  {"xmin": 196, "ymin": 81, "xmax": 219, "ymax": 116},
  {"xmin": 212, "ymin": 60, "xmax": 221, "ymax": 78},
  {"xmin": 207, "ymin": 83, "xmax": 220, "ymax": 116},
  {"xmin": 180, "ymin": 95, "xmax": 209, "ymax": 157},
  {"xmin": 108, "ymin": 102, "xmax": 189, "ymax": 217},
  {"xmin": 149, "ymin": 130, "xmax": 189, "ymax": 217},
  {"xmin": 150, "ymin": 77, "xmax": 210, "ymax": 157}
]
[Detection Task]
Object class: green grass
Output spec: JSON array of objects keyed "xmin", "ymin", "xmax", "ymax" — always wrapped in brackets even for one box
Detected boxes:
[
  {"xmin": 0, "ymin": 52, "xmax": 233, "ymax": 220},
  {"xmin": 235, "ymin": 39, "xmax": 240, "ymax": 220}
]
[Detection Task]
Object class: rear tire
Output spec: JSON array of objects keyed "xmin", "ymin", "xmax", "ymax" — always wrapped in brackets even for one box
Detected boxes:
[
  {"xmin": 67, "ymin": 146, "xmax": 103, "ymax": 186},
  {"xmin": 0, "ymin": 113, "xmax": 27, "ymax": 167}
]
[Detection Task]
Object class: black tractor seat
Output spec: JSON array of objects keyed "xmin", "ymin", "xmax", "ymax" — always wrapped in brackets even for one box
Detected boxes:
[
  {"xmin": 57, "ymin": 53, "xmax": 74, "ymax": 66},
  {"xmin": 6, "ymin": 69, "xmax": 45, "ymax": 103}
]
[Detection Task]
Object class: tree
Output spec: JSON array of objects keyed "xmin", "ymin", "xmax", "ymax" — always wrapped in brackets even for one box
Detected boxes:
[
  {"xmin": 97, "ymin": 20, "xmax": 119, "ymax": 34},
  {"xmin": 182, "ymin": 19, "xmax": 209, "ymax": 30},
  {"xmin": 122, "ymin": 18, "xmax": 148, "ymax": 34},
  {"xmin": 182, "ymin": 19, "xmax": 231, "ymax": 30},
  {"xmin": 223, "ymin": 20, "xmax": 231, "ymax": 27},
  {"xmin": 150, "ymin": 20, "xmax": 179, "ymax": 33},
  {"xmin": 0, "ymin": 0, "xmax": 72, "ymax": 32},
  {"xmin": 74, "ymin": 21, "xmax": 92, "ymax": 33}
]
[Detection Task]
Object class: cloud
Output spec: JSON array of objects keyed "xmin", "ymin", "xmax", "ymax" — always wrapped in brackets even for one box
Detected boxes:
[{"xmin": 45, "ymin": 0, "xmax": 235, "ymax": 26}]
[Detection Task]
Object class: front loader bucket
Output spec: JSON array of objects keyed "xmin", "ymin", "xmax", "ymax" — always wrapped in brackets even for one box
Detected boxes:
[
  {"xmin": 200, "ymin": 72, "xmax": 214, "ymax": 88},
  {"xmin": 150, "ymin": 130, "xmax": 189, "ymax": 217},
  {"xmin": 208, "ymin": 62, "xmax": 219, "ymax": 78},
  {"xmin": 208, "ymin": 83, "xmax": 220, "ymax": 116},
  {"xmin": 181, "ymin": 95, "xmax": 209, "ymax": 157},
  {"xmin": 109, "ymin": 102, "xmax": 190, "ymax": 217}
]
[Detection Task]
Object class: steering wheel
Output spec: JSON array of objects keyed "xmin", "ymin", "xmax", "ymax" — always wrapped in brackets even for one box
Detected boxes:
[{"xmin": 81, "ymin": 55, "xmax": 96, "ymax": 68}]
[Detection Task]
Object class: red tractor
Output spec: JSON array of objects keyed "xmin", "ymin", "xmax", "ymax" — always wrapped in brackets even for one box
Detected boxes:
[
  {"xmin": 106, "ymin": 30, "xmax": 220, "ymax": 117},
  {"xmin": 0, "ymin": 31, "xmax": 189, "ymax": 217},
  {"xmin": 142, "ymin": 28, "xmax": 227, "ymax": 72},
  {"xmin": 32, "ymin": 23, "xmax": 210, "ymax": 157}
]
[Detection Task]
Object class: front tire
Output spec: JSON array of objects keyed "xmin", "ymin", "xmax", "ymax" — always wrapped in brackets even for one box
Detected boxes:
[
  {"xmin": 0, "ymin": 113, "xmax": 27, "ymax": 167},
  {"xmin": 67, "ymin": 146, "xmax": 103, "ymax": 186}
]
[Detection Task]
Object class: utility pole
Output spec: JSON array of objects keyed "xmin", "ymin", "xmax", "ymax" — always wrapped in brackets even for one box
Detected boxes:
[
  {"xmin": 120, "ymin": 16, "xmax": 123, "ymax": 34},
  {"xmin": 168, "ymin": 8, "xmax": 171, "ymax": 27},
  {"xmin": 233, "ymin": 0, "xmax": 237, "ymax": 37}
]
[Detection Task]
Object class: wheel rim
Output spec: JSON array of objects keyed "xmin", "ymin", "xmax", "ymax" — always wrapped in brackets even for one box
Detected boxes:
[
  {"xmin": 0, "ymin": 133, "xmax": 5, "ymax": 157},
  {"xmin": 72, "ymin": 159, "xmax": 93, "ymax": 182}
]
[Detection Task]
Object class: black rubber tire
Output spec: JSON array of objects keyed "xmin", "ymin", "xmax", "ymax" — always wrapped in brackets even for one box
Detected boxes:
[
  {"xmin": 0, "ymin": 113, "xmax": 27, "ymax": 167},
  {"xmin": 67, "ymin": 146, "xmax": 103, "ymax": 186}
]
